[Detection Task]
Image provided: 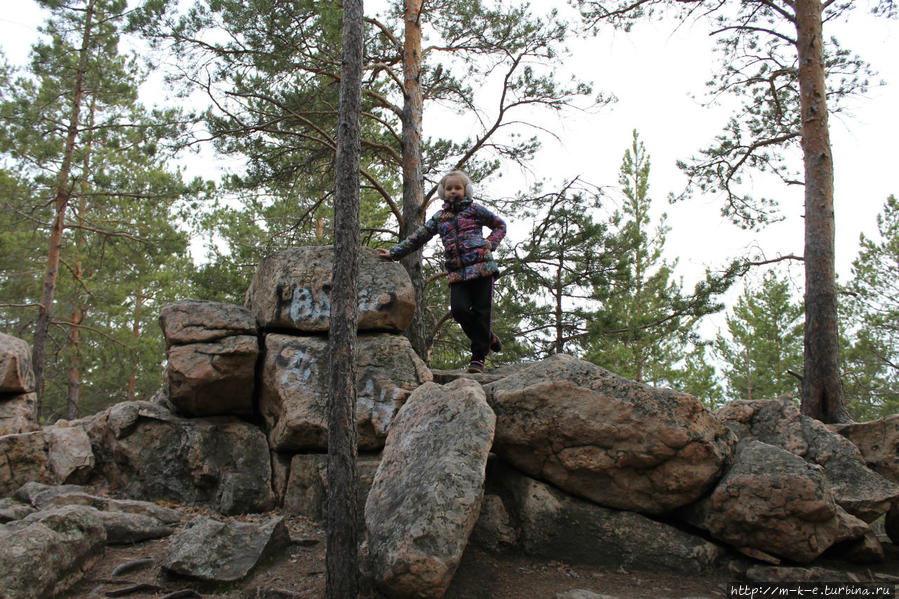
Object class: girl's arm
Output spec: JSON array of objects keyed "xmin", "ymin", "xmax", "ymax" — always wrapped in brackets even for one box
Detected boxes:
[
  {"xmin": 385, "ymin": 214, "xmax": 440, "ymax": 260},
  {"xmin": 475, "ymin": 204, "xmax": 507, "ymax": 250}
]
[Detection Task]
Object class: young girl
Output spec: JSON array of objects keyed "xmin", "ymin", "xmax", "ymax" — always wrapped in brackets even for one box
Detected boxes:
[{"xmin": 377, "ymin": 170, "xmax": 506, "ymax": 373}]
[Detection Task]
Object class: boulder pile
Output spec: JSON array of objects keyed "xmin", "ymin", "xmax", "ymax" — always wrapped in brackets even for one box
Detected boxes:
[{"xmin": 2, "ymin": 245, "xmax": 899, "ymax": 599}]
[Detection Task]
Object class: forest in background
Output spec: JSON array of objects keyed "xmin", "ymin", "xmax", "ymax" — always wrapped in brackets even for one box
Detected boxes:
[{"xmin": 0, "ymin": 0, "xmax": 896, "ymax": 424}]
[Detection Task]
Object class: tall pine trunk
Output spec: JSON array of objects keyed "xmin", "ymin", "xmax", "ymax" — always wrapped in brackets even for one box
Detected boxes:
[
  {"xmin": 795, "ymin": 0, "xmax": 850, "ymax": 423},
  {"xmin": 399, "ymin": 0, "xmax": 429, "ymax": 362},
  {"xmin": 33, "ymin": 0, "xmax": 96, "ymax": 420},
  {"xmin": 326, "ymin": 0, "xmax": 363, "ymax": 595}
]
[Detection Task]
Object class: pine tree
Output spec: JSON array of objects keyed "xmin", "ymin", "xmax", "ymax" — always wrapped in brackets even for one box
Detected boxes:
[
  {"xmin": 0, "ymin": 0, "xmax": 198, "ymax": 419},
  {"xmin": 841, "ymin": 195, "xmax": 899, "ymax": 420},
  {"xmin": 716, "ymin": 272, "xmax": 804, "ymax": 401},
  {"xmin": 585, "ymin": 132, "xmax": 726, "ymax": 387}
]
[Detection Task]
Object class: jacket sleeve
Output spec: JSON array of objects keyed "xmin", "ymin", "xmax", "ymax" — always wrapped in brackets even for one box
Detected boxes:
[
  {"xmin": 475, "ymin": 204, "xmax": 507, "ymax": 251},
  {"xmin": 389, "ymin": 213, "xmax": 440, "ymax": 260}
]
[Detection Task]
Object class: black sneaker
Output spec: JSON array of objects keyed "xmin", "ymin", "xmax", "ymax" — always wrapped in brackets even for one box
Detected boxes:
[
  {"xmin": 467, "ymin": 360, "xmax": 485, "ymax": 374},
  {"xmin": 490, "ymin": 334, "xmax": 503, "ymax": 353}
]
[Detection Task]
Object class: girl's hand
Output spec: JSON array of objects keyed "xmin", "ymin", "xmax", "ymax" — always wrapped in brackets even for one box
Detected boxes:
[{"xmin": 376, "ymin": 248, "xmax": 393, "ymax": 261}]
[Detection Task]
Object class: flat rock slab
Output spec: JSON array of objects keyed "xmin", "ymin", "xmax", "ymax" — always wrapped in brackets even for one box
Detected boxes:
[
  {"xmin": 245, "ymin": 246, "xmax": 415, "ymax": 333},
  {"xmin": 365, "ymin": 379, "xmax": 496, "ymax": 599},
  {"xmin": 834, "ymin": 414, "xmax": 899, "ymax": 485},
  {"xmin": 159, "ymin": 299, "xmax": 258, "ymax": 346},
  {"xmin": 484, "ymin": 354, "xmax": 735, "ymax": 515},
  {"xmin": 260, "ymin": 333, "xmax": 432, "ymax": 451},
  {"xmin": 0, "ymin": 332, "xmax": 34, "ymax": 393},
  {"xmin": 161, "ymin": 515, "xmax": 290, "ymax": 582}
]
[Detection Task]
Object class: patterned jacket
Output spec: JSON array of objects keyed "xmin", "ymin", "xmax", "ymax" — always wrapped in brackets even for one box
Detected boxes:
[{"xmin": 389, "ymin": 197, "xmax": 507, "ymax": 283}]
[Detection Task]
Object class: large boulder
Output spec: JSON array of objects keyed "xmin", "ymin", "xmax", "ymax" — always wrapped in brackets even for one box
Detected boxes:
[
  {"xmin": 483, "ymin": 354, "xmax": 734, "ymax": 515},
  {"xmin": 0, "ymin": 430, "xmax": 54, "ymax": 496},
  {"xmin": 161, "ymin": 515, "xmax": 291, "ymax": 582},
  {"xmin": 680, "ymin": 440, "xmax": 868, "ymax": 563},
  {"xmin": 0, "ymin": 504, "xmax": 107, "ymax": 599},
  {"xmin": 833, "ymin": 414, "xmax": 899, "ymax": 485},
  {"xmin": 485, "ymin": 461, "xmax": 724, "ymax": 574},
  {"xmin": 245, "ymin": 246, "xmax": 415, "ymax": 333},
  {"xmin": 365, "ymin": 379, "xmax": 495, "ymax": 599},
  {"xmin": 0, "ymin": 332, "xmax": 34, "ymax": 393},
  {"xmin": 159, "ymin": 299, "xmax": 258, "ymax": 346},
  {"xmin": 260, "ymin": 333, "xmax": 432, "ymax": 451},
  {"xmin": 716, "ymin": 397, "xmax": 899, "ymax": 522},
  {"xmin": 0, "ymin": 391, "xmax": 38, "ymax": 436},
  {"xmin": 164, "ymin": 334, "xmax": 258, "ymax": 417},
  {"xmin": 86, "ymin": 401, "xmax": 275, "ymax": 514}
]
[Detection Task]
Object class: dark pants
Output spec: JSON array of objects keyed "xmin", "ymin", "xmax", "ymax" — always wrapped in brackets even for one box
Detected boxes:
[{"xmin": 449, "ymin": 275, "xmax": 494, "ymax": 361}]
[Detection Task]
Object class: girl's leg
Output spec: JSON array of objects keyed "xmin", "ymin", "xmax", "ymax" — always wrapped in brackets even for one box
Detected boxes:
[{"xmin": 450, "ymin": 276, "xmax": 493, "ymax": 361}]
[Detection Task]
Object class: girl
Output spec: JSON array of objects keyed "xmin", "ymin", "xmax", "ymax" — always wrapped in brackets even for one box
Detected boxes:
[{"xmin": 378, "ymin": 170, "xmax": 506, "ymax": 373}]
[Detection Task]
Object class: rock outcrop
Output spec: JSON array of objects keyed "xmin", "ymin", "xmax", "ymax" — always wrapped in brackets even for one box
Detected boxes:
[
  {"xmin": 86, "ymin": 401, "xmax": 275, "ymax": 514},
  {"xmin": 484, "ymin": 354, "xmax": 735, "ymax": 515},
  {"xmin": 245, "ymin": 246, "xmax": 415, "ymax": 333},
  {"xmin": 680, "ymin": 440, "xmax": 867, "ymax": 563},
  {"xmin": 834, "ymin": 414, "xmax": 899, "ymax": 485},
  {"xmin": 366, "ymin": 379, "xmax": 496, "ymax": 599},
  {"xmin": 260, "ymin": 333, "xmax": 432, "ymax": 451},
  {"xmin": 716, "ymin": 397, "xmax": 899, "ymax": 522}
]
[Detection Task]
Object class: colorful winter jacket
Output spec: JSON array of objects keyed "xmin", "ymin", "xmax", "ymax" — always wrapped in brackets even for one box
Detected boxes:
[{"xmin": 389, "ymin": 197, "xmax": 507, "ymax": 283}]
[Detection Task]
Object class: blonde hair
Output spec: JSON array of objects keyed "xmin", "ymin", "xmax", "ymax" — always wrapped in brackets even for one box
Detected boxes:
[{"xmin": 437, "ymin": 170, "xmax": 474, "ymax": 200}]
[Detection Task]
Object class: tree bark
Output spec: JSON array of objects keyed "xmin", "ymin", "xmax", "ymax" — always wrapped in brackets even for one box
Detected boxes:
[
  {"xmin": 32, "ymin": 0, "xmax": 96, "ymax": 421},
  {"xmin": 326, "ymin": 0, "xmax": 363, "ymax": 596},
  {"xmin": 795, "ymin": 0, "xmax": 850, "ymax": 423},
  {"xmin": 399, "ymin": 0, "xmax": 429, "ymax": 362}
]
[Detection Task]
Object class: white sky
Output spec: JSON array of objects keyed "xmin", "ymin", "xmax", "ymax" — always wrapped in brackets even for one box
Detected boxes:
[{"xmin": 1, "ymin": 1, "xmax": 896, "ymax": 331}]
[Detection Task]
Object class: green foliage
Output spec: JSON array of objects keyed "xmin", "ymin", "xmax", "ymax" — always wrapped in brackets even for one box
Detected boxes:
[
  {"xmin": 841, "ymin": 195, "xmax": 899, "ymax": 420},
  {"xmin": 584, "ymin": 132, "xmax": 730, "ymax": 387},
  {"xmin": 715, "ymin": 271, "xmax": 804, "ymax": 401},
  {"xmin": 0, "ymin": 0, "xmax": 200, "ymax": 419}
]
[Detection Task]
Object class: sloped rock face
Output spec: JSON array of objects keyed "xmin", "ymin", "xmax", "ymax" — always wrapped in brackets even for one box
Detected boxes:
[
  {"xmin": 0, "ymin": 332, "xmax": 35, "ymax": 393},
  {"xmin": 161, "ymin": 515, "xmax": 290, "ymax": 582},
  {"xmin": 483, "ymin": 354, "xmax": 735, "ymax": 515},
  {"xmin": 86, "ymin": 401, "xmax": 274, "ymax": 514},
  {"xmin": 159, "ymin": 299, "xmax": 258, "ymax": 346},
  {"xmin": 680, "ymin": 440, "xmax": 867, "ymax": 563},
  {"xmin": 834, "ymin": 414, "xmax": 899, "ymax": 485},
  {"xmin": 366, "ymin": 379, "xmax": 495, "ymax": 599},
  {"xmin": 716, "ymin": 397, "xmax": 899, "ymax": 522},
  {"xmin": 260, "ymin": 333, "xmax": 432, "ymax": 451},
  {"xmin": 0, "ymin": 504, "xmax": 107, "ymax": 599},
  {"xmin": 246, "ymin": 246, "xmax": 415, "ymax": 333},
  {"xmin": 485, "ymin": 461, "xmax": 724, "ymax": 574}
]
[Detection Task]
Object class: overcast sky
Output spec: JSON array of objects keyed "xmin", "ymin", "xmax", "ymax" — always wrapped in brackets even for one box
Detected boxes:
[{"xmin": 1, "ymin": 1, "xmax": 896, "ymax": 312}]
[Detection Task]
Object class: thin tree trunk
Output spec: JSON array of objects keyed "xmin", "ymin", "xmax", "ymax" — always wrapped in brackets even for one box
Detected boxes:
[
  {"xmin": 795, "ymin": 0, "xmax": 850, "ymax": 423},
  {"xmin": 129, "ymin": 284, "xmax": 143, "ymax": 401},
  {"xmin": 399, "ymin": 0, "xmax": 428, "ymax": 361},
  {"xmin": 66, "ymin": 304, "xmax": 83, "ymax": 420},
  {"xmin": 326, "ymin": 0, "xmax": 363, "ymax": 595},
  {"xmin": 33, "ymin": 0, "xmax": 96, "ymax": 420}
]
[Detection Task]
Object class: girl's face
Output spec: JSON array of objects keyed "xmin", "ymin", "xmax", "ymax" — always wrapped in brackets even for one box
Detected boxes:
[{"xmin": 443, "ymin": 176, "xmax": 466, "ymax": 201}]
